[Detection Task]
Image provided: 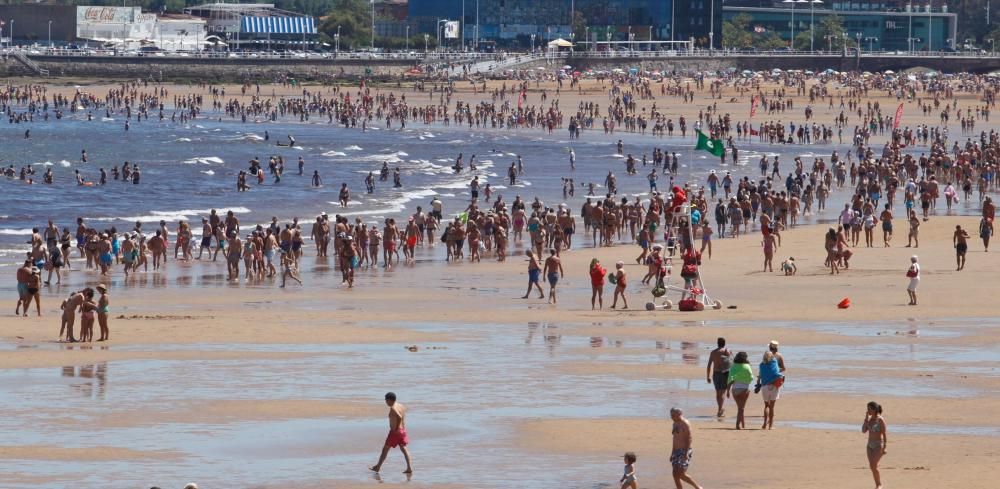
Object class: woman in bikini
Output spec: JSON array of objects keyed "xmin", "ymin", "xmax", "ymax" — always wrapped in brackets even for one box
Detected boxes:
[
  {"xmin": 79, "ymin": 288, "xmax": 97, "ymax": 342},
  {"xmin": 96, "ymin": 284, "xmax": 110, "ymax": 342},
  {"xmin": 862, "ymin": 401, "xmax": 888, "ymax": 489}
]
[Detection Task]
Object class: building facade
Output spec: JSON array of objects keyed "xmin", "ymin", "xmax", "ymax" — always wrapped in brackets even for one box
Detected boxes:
[
  {"xmin": 0, "ymin": 5, "xmax": 77, "ymax": 44},
  {"xmin": 722, "ymin": 4, "xmax": 957, "ymax": 51},
  {"xmin": 407, "ymin": 0, "xmax": 722, "ymax": 48},
  {"xmin": 183, "ymin": 3, "xmax": 317, "ymax": 49}
]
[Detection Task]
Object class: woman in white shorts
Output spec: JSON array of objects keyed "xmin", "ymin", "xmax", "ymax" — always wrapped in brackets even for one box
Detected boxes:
[
  {"xmin": 758, "ymin": 350, "xmax": 783, "ymax": 430},
  {"xmin": 906, "ymin": 255, "xmax": 920, "ymax": 305}
]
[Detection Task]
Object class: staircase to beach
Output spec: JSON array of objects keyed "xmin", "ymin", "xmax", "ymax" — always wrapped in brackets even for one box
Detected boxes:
[
  {"xmin": 10, "ymin": 50, "xmax": 49, "ymax": 77},
  {"xmin": 446, "ymin": 52, "xmax": 557, "ymax": 77}
]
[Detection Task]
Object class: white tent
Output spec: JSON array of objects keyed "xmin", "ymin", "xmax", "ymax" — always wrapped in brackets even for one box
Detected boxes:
[{"xmin": 547, "ymin": 38, "xmax": 573, "ymax": 49}]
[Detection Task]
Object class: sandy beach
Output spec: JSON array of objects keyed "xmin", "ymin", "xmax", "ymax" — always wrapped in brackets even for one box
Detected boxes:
[
  {"xmin": 3, "ymin": 215, "xmax": 999, "ymax": 487},
  {"xmin": 2, "ymin": 72, "xmax": 999, "ymax": 487}
]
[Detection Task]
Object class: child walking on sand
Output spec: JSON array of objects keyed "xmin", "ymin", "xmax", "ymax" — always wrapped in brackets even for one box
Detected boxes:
[
  {"xmin": 280, "ymin": 251, "xmax": 302, "ymax": 287},
  {"xmin": 620, "ymin": 452, "xmax": 637, "ymax": 489}
]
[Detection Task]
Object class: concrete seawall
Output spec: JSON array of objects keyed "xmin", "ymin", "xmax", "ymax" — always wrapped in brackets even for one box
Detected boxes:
[
  {"xmin": 2, "ymin": 54, "xmax": 422, "ymax": 81},
  {"xmin": 3, "ymin": 52, "xmax": 999, "ymax": 81}
]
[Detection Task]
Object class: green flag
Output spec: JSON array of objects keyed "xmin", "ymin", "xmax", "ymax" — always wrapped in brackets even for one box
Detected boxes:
[{"xmin": 695, "ymin": 130, "xmax": 725, "ymax": 157}]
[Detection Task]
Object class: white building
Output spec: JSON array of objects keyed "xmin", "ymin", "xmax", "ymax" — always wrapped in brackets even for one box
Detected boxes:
[
  {"xmin": 75, "ymin": 6, "xmax": 207, "ymax": 51},
  {"xmin": 155, "ymin": 15, "xmax": 209, "ymax": 52}
]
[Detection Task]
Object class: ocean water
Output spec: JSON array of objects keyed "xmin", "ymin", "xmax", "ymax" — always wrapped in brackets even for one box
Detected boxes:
[{"xmin": 0, "ymin": 108, "xmax": 976, "ymax": 265}]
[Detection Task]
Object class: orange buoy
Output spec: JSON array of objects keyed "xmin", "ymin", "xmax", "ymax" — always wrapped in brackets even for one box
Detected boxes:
[{"xmin": 837, "ymin": 297, "xmax": 851, "ymax": 309}]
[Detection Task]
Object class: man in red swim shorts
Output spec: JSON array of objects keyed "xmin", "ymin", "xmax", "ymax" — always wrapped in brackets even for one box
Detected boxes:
[{"xmin": 370, "ymin": 392, "xmax": 413, "ymax": 474}]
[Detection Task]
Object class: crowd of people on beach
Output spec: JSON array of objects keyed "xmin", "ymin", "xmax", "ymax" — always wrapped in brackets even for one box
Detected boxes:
[{"xmin": 6, "ymin": 66, "xmax": 998, "ymax": 489}]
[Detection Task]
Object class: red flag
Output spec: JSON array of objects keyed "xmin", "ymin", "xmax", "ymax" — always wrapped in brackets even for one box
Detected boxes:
[
  {"xmin": 893, "ymin": 103, "xmax": 904, "ymax": 130},
  {"xmin": 750, "ymin": 96, "xmax": 760, "ymax": 119}
]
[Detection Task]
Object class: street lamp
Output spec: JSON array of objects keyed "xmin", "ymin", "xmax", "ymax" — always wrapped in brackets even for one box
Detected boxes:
[
  {"xmin": 585, "ymin": 26, "xmax": 589, "ymax": 51},
  {"xmin": 530, "ymin": 33, "xmax": 536, "ymax": 52},
  {"xmin": 709, "ymin": 0, "xmax": 715, "ymax": 51},
  {"xmin": 371, "ymin": 0, "xmax": 375, "ymax": 50},
  {"xmin": 926, "ymin": 2, "xmax": 932, "ymax": 52},
  {"xmin": 865, "ymin": 36, "xmax": 878, "ymax": 51},
  {"xmin": 824, "ymin": 33, "xmax": 835, "ymax": 51},
  {"xmin": 436, "ymin": 19, "xmax": 447, "ymax": 51},
  {"xmin": 627, "ymin": 25, "xmax": 631, "ymax": 51},
  {"xmin": 47, "ymin": 20, "xmax": 52, "ymax": 48},
  {"xmin": 989, "ymin": 38, "xmax": 995, "ymax": 56},
  {"xmin": 405, "ymin": 25, "xmax": 409, "ymax": 51},
  {"xmin": 336, "ymin": 25, "xmax": 340, "ymax": 53},
  {"xmin": 782, "ymin": 0, "xmax": 807, "ymax": 49},
  {"xmin": 424, "ymin": 33, "xmax": 428, "ymax": 53},
  {"xmin": 907, "ymin": 2, "xmax": 913, "ymax": 53},
  {"xmin": 809, "ymin": 0, "xmax": 823, "ymax": 52}
]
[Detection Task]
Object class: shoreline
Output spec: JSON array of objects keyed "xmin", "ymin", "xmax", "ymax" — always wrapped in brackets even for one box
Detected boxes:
[{"xmin": 2, "ymin": 74, "xmax": 999, "ymax": 487}]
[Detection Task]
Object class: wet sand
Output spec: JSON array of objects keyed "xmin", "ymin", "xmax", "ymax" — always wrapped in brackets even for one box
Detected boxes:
[
  {"xmin": 3, "ymin": 74, "xmax": 999, "ymax": 486},
  {"xmin": 2, "ymin": 215, "xmax": 999, "ymax": 487}
]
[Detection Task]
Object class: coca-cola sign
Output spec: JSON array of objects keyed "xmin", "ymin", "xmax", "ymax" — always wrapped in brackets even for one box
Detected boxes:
[{"xmin": 77, "ymin": 6, "xmax": 134, "ymax": 24}]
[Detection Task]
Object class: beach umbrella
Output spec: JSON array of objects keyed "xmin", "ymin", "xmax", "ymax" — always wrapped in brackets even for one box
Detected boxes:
[
  {"xmin": 884, "ymin": 70, "xmax": 895, "ymax": 74},
  {"xmin": 562, "ymin": 65, "xmax": 572, "ymax": 70}
]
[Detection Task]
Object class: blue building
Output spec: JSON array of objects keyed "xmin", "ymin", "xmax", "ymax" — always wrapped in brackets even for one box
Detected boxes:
[
  {"xmin": 721, "ymin": 4, "xmax": 957, "ymax": 51},
  {"xmin": 407, "ymin": 0, "xmax": 723, "ymax": 48}
]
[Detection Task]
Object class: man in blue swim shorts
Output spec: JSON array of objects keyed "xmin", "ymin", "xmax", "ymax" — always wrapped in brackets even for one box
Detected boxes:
[
  {"xmin": 521, "ymin": 250, "xmax": 545, "ymax": 299},
  {"xmin": 543, "ymin": 248, "xmax": 564, "ymax": 304}
]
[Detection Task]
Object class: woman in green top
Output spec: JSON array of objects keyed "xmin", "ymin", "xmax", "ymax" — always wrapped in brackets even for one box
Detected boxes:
[{"xmin": 726, "ymin": 351, "xmax": 755, "ymax": 430}]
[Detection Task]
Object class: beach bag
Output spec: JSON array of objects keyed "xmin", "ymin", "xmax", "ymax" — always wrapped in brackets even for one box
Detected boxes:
[
  {"xmin": 440, "ymin": 231, "xmax": 448, "ymax": 243},
  {"xmin": 608, "ymin": 272, "xmax": 618, "ymax": 285},
  {"xmin": 681, "ymin": 264, "xmax": 698, "ymax": 279},
  {"xmin": 719, "ymin": 352, "xmax": 733, "ymax": 371},
  {"xmin": 773, "ymin": 376, "xmax": 786, "ymax": 388},
  {"xmin": 651, "ymin": 277, "xmax": 666, "ymax": 297},
  {"xmin": 678, "ymin": 298, "xmax": 704, "ymax": 311},
  {"xmin": 905, "ymin": 268, "xmax": 917, "ymax": 278}
]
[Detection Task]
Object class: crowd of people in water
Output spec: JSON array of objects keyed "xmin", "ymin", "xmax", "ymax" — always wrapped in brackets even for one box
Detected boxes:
[
  {"xmin": 8, "ymin": 67, "xmax": 999, "ymax": 320},
  {"xmin": 7, "ymin": 67, "xmax": 997, "ymax": 489}
]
